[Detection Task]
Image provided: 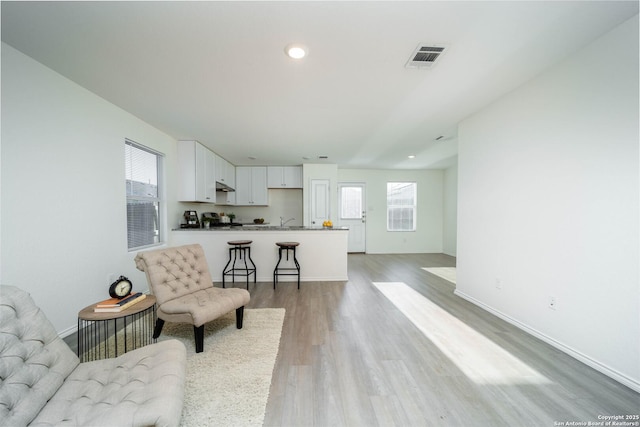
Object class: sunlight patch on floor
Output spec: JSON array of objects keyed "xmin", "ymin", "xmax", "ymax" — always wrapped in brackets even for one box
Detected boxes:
[
  {"xmin": 372, "ymin": 281, "xmax": 551, "ymax": 385},
  {"xmin": 422, "ymin": 267, "xmax": 456, "ymax": 284}
]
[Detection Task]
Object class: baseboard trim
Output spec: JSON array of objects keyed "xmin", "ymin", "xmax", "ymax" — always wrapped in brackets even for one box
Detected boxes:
[
  {"xmin": 58, "ymin": 324, "xmax": 77, "ymax": 338},
  {"xmin": 454, "ymin": 289, "xmax": 640, "ymax": 394}
]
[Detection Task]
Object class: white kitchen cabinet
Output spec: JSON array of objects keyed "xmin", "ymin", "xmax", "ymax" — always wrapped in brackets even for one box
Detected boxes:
[
  {"xmin": 216, "ymin": 190, "xmax": 235, "ymax": 205},
  {"xmin": 204, "ymin": 148, "xmax": 216, "ymax": 201},
  {"xmin": 215, "ymin": 154, "xmax": 235, "ymax": 189},
  {"xmin": 177, "ymin": 140, "xmax": 216, "ymax": 202},
  {"xmin": 267, "ymin": 166, "xmax": 302, "ymax": 188},
  {"xmin": 214, "ymin": 155, "xmax": 236, "ymax": 205},
  {"xmin": 227, "ymin": 161, "xmax": 236, "ymax": 189},
  {"xmin": 235, "ymin": 166, "xmax": 268, "ymax": 205}
]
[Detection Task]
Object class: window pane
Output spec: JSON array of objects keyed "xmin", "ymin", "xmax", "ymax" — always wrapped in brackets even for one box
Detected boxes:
[
  {"xmin": 126, "ymin": 140, "xmax": 163, "ymax": 250},
  {"xmin": 388, "ymin": 207, "xmax": 414, "ymax": 230},
  {"xmin": 387, "ymin": 182, "xmax": 415, "ymax": 206},
  {"xmin": 125, "ymin": 143, "xmax": 158, "ymax": 198},
  {"xmin": 340, "ymin": 186, "xmax": 362, "ymax": 219},
  {"xmin": 387, "ymin": 182, "xmax": 416, "ymax": 231},
  {"xmin": 127, "ymin": 200, "xmax": 159, "ymax": 248}
]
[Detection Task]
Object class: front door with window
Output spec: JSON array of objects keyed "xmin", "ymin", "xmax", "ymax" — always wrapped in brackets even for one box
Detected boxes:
[{"xmin": 338, "ymin": 183, "xmax": 366, "ymax": 253}]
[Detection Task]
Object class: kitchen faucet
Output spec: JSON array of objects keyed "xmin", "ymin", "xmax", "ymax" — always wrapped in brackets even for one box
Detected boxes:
[{"xmin": 280, "ymin": 216, "xmax": 295, "ymax": 227}]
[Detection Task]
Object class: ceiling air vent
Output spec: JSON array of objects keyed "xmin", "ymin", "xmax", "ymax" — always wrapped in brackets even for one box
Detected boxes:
[{"xmin": 405, "ymin": 44, "xmax": 447, "ymax": 69}]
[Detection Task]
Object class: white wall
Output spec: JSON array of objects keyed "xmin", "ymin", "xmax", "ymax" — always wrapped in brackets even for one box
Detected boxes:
[
  {"xmin": 1, "ymin": 43, "xmax": 181, "ymax": 334},
  {"xmin": 456, "ymin": 16, "xmax": 639, "ymax": 390},
  {"xmin": 338, "ymin": 169, "xmax": 443, "ymax": 254},
  {"xmin": 443, "ymin": 163, "xmax": 458, "ymax": 257}
]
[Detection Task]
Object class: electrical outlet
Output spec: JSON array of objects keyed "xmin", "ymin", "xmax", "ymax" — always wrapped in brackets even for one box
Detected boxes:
[
  {"xmin": 108, "ymin": 274, "xmax": 118, "ymax": 285},
  {"xmin": 548, "ymin": 296, "xmax": 557, "ymax": 310},
  {"xmin": 495, "ymin": 278, "xmax": 502, "ymax": 290}
]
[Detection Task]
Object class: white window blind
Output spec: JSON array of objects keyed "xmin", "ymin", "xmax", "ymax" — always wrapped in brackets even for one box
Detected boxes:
[
  {"xmin": 387, "ymin": 182, "xmax": 417, "ymax": 231},
  {"xmin": 125, "ymin": 140, "xmax": 163, "ymax": 250}
]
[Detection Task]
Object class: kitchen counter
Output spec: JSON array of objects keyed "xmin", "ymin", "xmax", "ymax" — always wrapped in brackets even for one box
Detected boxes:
[
  {"xmin": 174, "ymin": 225, "xmax": 348, "ymax": 231},
  {"xmin": 171, "ymin": 227, "xmax": 349, "ymax": 283}
]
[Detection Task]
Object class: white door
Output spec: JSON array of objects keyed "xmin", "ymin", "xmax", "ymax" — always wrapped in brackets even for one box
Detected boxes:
[
  {"xmin": 310, "ymin": 179, "xmax": 330, "ymax": 226},
  {"xmin": 338, "ymin": 183, "xmax": 366, "ymax": 252}
]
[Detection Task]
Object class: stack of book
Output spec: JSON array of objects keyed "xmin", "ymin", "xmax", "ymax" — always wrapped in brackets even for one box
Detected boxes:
[{"xmin": 93, "ymin": 292, "xmax": 147, "ymax": 313}]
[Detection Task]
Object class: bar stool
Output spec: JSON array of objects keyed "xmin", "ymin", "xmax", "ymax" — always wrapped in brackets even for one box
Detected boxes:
[
  {"xmin": 273, "ymin": 242, "xmax": 300, "ymax": 290},
  {"xmin": 222, "ymin": 240, "xmax": 256, "ymax": 289}
]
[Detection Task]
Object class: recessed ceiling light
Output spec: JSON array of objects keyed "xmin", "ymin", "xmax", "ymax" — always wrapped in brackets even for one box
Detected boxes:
[
  {"xmin": 285, "ymin": 43, "xmax": 307, "ymax": 59},
  {"xmin": 408, "ymin": 155, "xmax": 416, "ymax": 159},
  {"xmin": 248, "ymin": 156, "xmax": 257, "ymax": 160}
]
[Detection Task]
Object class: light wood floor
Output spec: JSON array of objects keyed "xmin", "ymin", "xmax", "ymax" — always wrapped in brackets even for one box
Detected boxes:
[{"xmin": 239, "ymin": 253, "xmax": 639, "ymax": 427}]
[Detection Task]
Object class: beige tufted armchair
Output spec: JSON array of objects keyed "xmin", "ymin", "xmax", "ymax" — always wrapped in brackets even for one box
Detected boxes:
[{"xmin": 135, "ymin": 244, "xmax": 250, "ymax": 353}]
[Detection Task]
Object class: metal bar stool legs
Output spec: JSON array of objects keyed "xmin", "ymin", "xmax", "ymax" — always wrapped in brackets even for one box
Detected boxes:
[
  {"xmin": 222, "ymin": 240, "xmax": 256, "ymax": 289},
  {"xmin": 273, "ymin": 242, "xmax": 300, "ymax": 290}
]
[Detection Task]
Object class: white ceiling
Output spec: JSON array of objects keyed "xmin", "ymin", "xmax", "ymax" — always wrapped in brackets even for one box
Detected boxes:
[{"xmin": 2, "ymin": 1, "xmax": 638, "ymax": 169}]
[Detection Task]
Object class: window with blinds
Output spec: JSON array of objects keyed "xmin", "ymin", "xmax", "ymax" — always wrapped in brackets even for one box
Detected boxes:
[
  {"xmin": 125, "ymin": 140, "xmax": 164, "ymax": 250},
  {"xmin": 387, "ymin": 182, "xmax": 417, "ymax": 231}
]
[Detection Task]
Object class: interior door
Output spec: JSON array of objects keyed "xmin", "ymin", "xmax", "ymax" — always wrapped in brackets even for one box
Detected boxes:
[
  {"xmin": 310, "ymin": 179, "xmax": 330, "ymax": 226},
  {"xmin": 338, "ymin": 183, "xmax": 366, "ymax": 253}
]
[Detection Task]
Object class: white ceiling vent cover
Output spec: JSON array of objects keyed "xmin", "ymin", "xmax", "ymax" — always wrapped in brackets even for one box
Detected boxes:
[{"xmin": 405, "ymin": 44, "xmax": 447, "ymax": 69}]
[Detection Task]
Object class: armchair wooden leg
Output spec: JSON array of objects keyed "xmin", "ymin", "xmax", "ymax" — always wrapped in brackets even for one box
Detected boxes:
[
  {"xmin": 153, "ymin": 318, "xmax": 165, "ymax": 339},
  {"xmin": 194, "ymin": 325, "xmax": 204, "ymax": 353},
  {"xmin": 236, "ymin": 306, "xmax": 245, "ymax": 329}
]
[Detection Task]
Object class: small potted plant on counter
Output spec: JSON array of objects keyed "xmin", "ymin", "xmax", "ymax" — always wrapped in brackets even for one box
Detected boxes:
[
  {"xmin": 202, "ymin": 216, "xmax": 212, "ymax": 229},
  {"xmin": 228, "ymin": 213, "xmax": 236, "ymax": 223}
]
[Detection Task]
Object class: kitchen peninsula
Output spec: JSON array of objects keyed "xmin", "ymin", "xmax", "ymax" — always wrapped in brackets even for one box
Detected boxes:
[{"xmin": 171, "ymin": 226, "xmax": 349, "ymax": 283}]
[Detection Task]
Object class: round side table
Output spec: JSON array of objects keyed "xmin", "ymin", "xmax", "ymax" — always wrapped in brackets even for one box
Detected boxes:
[{"xmin": 77, "ymin": 295, "xmax": 156, "ymax": 362}]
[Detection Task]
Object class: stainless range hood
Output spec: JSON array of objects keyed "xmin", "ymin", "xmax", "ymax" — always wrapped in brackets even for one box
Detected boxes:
[{"xmin": 215, "ymin": 181, "xmax": 235, "ymax": 192}]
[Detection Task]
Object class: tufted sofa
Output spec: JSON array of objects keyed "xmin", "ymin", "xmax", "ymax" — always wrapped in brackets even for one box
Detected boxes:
[{"xmin": 0, "ymin": 285, "xmax": 187, "ymax": 427}]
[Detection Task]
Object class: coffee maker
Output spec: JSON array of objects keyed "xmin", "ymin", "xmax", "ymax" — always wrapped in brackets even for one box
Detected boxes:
[{"xmin": 182, "ymin": 210, "xmax": 200, "ymax": 228}]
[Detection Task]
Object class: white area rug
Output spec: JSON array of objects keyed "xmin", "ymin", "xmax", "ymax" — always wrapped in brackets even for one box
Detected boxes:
[
  {"xmin": 158, "ymin": 308, "xmax": 285, "ymax": 427},
  {"xmin": 422, "ymin": 266, "xmax": 457, "ymax": 284}
]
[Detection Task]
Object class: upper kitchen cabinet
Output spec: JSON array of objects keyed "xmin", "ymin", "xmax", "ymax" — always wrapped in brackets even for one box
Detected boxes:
[
  {"xmin": 215, "ymin": 154, "xmax": 235, "ymax": 190},
  {"xmin": 177, "ymin": 140, "xmax": 216, "ymax": 202},
  {"xmin": 235, "ymin": 166, "xmax": 268, "ymax": 205},
  {"xmin": 215, "ymin": 155, "xmax": 236, "ymax": 205},
  {"xmin": 267, "ymin": 166, "xmax": 302, "ymax": 188}
]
